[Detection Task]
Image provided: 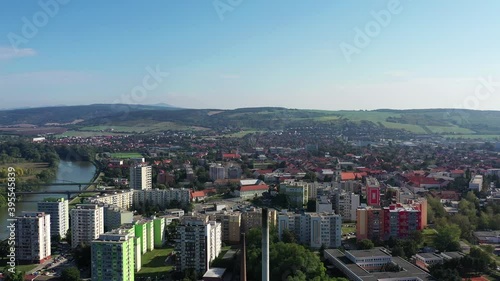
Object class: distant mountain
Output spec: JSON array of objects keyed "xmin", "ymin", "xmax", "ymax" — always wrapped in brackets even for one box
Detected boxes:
[{"xmin": 151, "ymin": 102, "xmax": 178, "ymax": 108}]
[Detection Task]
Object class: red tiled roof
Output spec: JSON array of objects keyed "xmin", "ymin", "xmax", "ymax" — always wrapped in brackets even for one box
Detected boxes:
[
  {"xmin": 239, "ymin": 184, "xmax": 269, "ymax": 192},
  {"xmin": 223, "ymin": 153, "xmax": 241, "ymax": 159},
  {"xmin": 341, "ymin": 172, "xmax": 366, "ymax": 181},
  {"xmin": 191, "ymin": 191, "xmax": 206, "ymax": 198}
]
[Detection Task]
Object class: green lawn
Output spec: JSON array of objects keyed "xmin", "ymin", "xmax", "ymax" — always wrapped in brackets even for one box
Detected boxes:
[
  {"xmin": 110, "ymin": 152, "xmax": 143, "ymax": 159},
  {"xmin": 0, "ymin": 261, "xmax": 38, "ymax": 274},
  {"xmin": 136, "ymin": 247, "xmax": 174, "ymax": 277},
  {"xmin": 342, "ymin": 224, "xmax": 356, "ymax": 235}
]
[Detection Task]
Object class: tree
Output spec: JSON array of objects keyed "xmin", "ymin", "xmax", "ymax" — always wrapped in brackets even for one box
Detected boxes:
[
  {"xmin": 61, "ymin": 267, "xmax": 81, "ymax": 281},
  {"xmin": 65, "ymin": 228, "xmax": 72, "ymax": 247},
  {"xmin": 4, "ymin": 270, "xmax": 24, "ymax": 281},
  {"xmin": 409, "ymin": 231, "xmax": 424, "ymax": 246},
  {"xmin": 166, "ymin": 219, "xmax": 180, "ymax": 242},
  {"xmin": 73, "ymin": 244, "xmax": 91, "ymax": 268},
  {"xmin": 434, "ymin": 224, "xmax": 461, "ymax": 252},
  {"xmin": 391, "ymin": 246, "xmax": 405, "ymax": 257},
  {"xmin": 282, "ymin": 228, "xmax": 297, "ymax": 244},
  {"xmin": 306, "ymin": 200, "xmax": 316, "ymax": 212},
  {"xmin": 357, "ymin": 239, "xmax": 374, "ymax": 250}
]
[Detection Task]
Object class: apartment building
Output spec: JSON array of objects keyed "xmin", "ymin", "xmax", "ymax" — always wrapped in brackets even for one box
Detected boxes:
[
  {"xmin": 15, "ymin": 212, "xmax": 51, "ymax": 264},
  {"xmin": 212, "ymin": 212, "xmax": 241, "ymax": 244},
  {"xmin": 101, "ymin": 204, "xmax": 133, "ymax": 232},
  {"xmin": 278, "ymin": 212, "xmax": 342, "ymax": 249},
  {"xmin": 133, "ymin": 188, "xmax": 191, "ymax": 208},
  {"xmin": 91, "ymin": 230, "xmax": 136, "ymax": 281},
  {"xmin": 332, "ymin": 192, "xmax": 360, "ymax": 222},
  {"xmin": 37, "ymin": 198, "xmax": 69, "ymax": 239},
  {"xmin": 357, "ymin": 200, "xmax": 427, "ymax": 241},
  {"xmin": 469, "ymin": 175, "xmax": 483, "ymax": 192},
  {"xmin": 130, "ymin": 164, "xmax": 152, "ymax": 190},
  {"xmin": 175, "ymin": 215, "xmax": 222, "ymax": 273},
  {"xmin": 241, "ymin": 208, "xmax": 277, "ymax": 234},
  {"xmin": 70, "ymin": 204, "xmax": 105, "ymax": 248},
  {"xmin": 87, "ymin": 190, "xmax": 134, "ymax": 210},
  {"xmin": 366, "ymin": 177, "xmax": 381, "ymax": 207},
  {"xmin": 316, "ymin": 195, "xmax": 333, "ymax": 213},
  {"xmin": 280, "ymin": 182, "xmax": 308, "ymax": 207},
  {"xmin": 209, "ymin": 163, "xmax": 226, "ymax": 181}
]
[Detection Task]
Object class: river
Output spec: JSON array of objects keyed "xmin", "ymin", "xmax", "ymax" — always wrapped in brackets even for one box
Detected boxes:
[{"xmin": 1, "ymin": 160, "xmax": 96, "ymax": 240}]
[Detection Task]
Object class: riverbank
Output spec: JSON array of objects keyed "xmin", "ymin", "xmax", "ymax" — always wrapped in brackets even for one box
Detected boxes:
[
  {"xmin": 68, "ymin": 172, "xmax": 104, "ymax": 206},
  {"xmin": 0, "ymin": 160, "xmax": 97, "ymax": 241}
]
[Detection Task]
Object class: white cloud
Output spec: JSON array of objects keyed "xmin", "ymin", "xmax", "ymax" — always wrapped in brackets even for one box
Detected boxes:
[{"xmin": 0, "ymin": 47, "xmax": 36, "ymax": 60}]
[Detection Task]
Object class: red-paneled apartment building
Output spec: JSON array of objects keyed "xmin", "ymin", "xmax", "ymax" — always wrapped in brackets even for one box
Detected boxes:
[{"xmin": 356, "ymin": 199, "xmax": 427, "ymax": 241}]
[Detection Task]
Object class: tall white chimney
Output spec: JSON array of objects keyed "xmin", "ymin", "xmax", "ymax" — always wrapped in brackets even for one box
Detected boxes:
[{"xmin": 262, "ymin": 208, "xmax": 270, "ymax": 281}]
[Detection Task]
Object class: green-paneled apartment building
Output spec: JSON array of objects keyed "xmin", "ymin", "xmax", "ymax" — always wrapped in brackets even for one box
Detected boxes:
[
  {"xmin": 153, "ymin": 216, "xmax": 166, "ymax": 248},
  {"xmin": 91, "ymin": 230, "xmax": 135, "ymax": 281}
]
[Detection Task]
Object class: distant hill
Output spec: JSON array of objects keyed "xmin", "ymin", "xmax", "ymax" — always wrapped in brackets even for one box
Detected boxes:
[
  {"xmin": 1, "ymin": 105, "xmax": 500, "ymax": 138},
  {"xmin": 0, "ymin": 104, "xmax": 179, "ymax": 126}
]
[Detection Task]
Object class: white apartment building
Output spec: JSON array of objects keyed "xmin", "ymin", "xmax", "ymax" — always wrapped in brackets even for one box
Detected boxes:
[
  {"xmin": 333, "ymin": 192, "xmax": 360, "ymax": 222},
  {"xmin": 133, "ymin": 188, "xmax": 191, "ymax": 208},
  {"xmin": 15, "ymin": 212, "xmax": 51, "ymax": 263},
  {"xmin": 207, "ymin": 221, "xmax": 222, "ymax": 263},
  {"xmin": 38, "ymin": 198, "xmax": 69, "ymax": 239},
  {"xmin": 71, "ymin": 204, "xmax": 105, "ymax": 248},
  {"xmin": 87, "ymin": 190, "xmax": 134, "ymax": 210},
  {"xmin": 130, "ymin": 165, "xmax": 152, "ymax": 190},
  {"xmin": 469, "ymin": 175, "xmax": 484, "ymax": 192},
  {"xmin": 175, "ymin": 215, "xmax": 222, "ymax": 273},
  {"xmin": 278, "ymin": 212, "xmax": 341, "ymax": 249}
]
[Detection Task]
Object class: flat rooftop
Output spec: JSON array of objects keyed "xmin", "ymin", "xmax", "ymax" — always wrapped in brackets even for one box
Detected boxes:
[
  {"xmin": 203, "ymin": 267, "xmax": 226, "ymax": 278},
  {"xmin": 416, "ymin": 253, "xmax": 441, "ymax": 259},
  {"xmin": 325, "ymin": 249, "xmax": 434, "ymax": 281},
  {"xmin": 347, "ymin": 248, "xmax": 390, "ymax": 258}
]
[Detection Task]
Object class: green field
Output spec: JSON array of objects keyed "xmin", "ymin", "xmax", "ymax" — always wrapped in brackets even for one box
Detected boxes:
[
  {"xmin": 427, "ymin": 125, "xmax": 476, "ymax": 134},
  {"xmin": 224, "ymin": 130, "xmax": 261, "ymax": 138},
  {"xmin": 379, "ymin": 122, "xmax": 428, "ymax": 133},
  {"xmin": 443, "ymin": 134, "xmax": 500, "ymax": 140},
  {"xmin": 110, "ymin": 152, "xmax": 143, "ymax": 159},
  {"xmin": 56, "ymin": 130, "xmax": 126, "ymax": 137},
  {"xmin": 80, "ymin": 121, "xmax": 209, "ymax": 133},
  {"xmin": 136, "ymin": 247, "xmax": 174, "ymax": 278},
  {"xmin": 334, "ymin": 111, "xmax": 401, "ymax": 123}
]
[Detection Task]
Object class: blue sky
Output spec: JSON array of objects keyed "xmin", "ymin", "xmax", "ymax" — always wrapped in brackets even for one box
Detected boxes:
[{"xmin": 1, "ymin": 0, "xmax": 500, "ymax": 110}]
